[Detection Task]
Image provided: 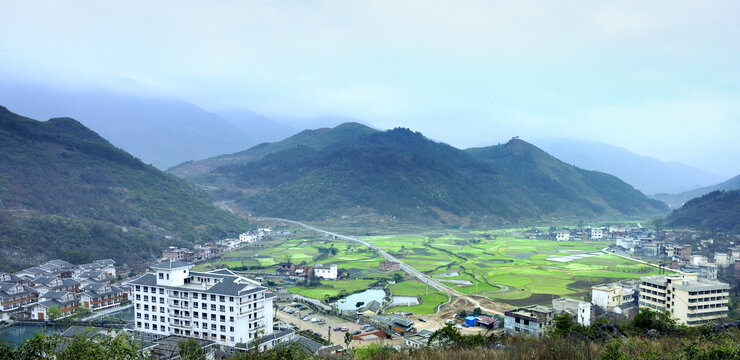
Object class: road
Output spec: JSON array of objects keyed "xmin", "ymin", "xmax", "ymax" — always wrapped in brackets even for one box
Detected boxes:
[
  {"xmin": 258, "ymin": 218, "xmax": 505, "ymax": 316},
  {"xmin": 601, "ymin": 247, "xmax": 688, "ymax": 275}
]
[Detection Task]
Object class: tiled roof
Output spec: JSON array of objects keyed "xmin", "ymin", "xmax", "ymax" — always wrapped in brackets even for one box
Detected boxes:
[{"xmin": 150, "ymin": 261, "xmax": 192, "ymax": 270}]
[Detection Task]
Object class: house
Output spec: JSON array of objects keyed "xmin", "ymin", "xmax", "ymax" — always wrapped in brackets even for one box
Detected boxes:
[
  {"xmin": 591, "ymin": 282, "xmax": 636, "ymax": 312},
  {"xmin": 359, "ymin": 300, "xmax": 383, "ymax": 316},
  {"xmin": 30, "ymin": 291, "xmax": 79, "ymax": 320},
  {"xmin": 371, "ymin": 315, "xmax": 415, "ymax": 335},
  {"xmin": 715, "ymin": 253, "xmax": 731, "ymax": 268},
  {"xmin": 0, "ymin": 282, "xmax": 38, "ymax": 313},
  {"xmin": 680, "ymin": 245, "xmax": 692, "ymax": 261},
  {"xmin": 79, "ymin": 282, "xmax": 128, "ymax": 311},
  {"xmin": 590, "ymin": 228, "xmax": 604, "ymax": 240},
  {"xmin": 313, "ymin": 264, "xmax": 337, "ymax": 280},
  {"xmin": 555, "ymin": 231, "xmax": 571, "ymax": 242},
  {"xmin": 404, "ymin": 329, "xmax": 438, "ymax": 348},
  {"xmin": 379, "ymin": 261, "xmax": 401, "ymax": 271},
  {"xmin": 504, "ymin": 305, "xmax": 554, "ymax": 337},
  {"xmin": 552, "ymin": 298, "xmax": 592, "ymax": 326},
  {"xmin": 249, "ymin": 329, "xmax": 297, "ymax": 352}
]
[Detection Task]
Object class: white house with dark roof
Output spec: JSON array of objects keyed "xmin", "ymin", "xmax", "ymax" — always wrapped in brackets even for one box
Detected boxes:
[
  {"xmin": 30, "ymin": 290, "xmax": 79, "ymax": 320},
  {"xmin": 0, "ymin": 282, "xmax": 38, "ymax": 313},
  {"xmin": 79, "ymin": 282, "xmax": 128, "ymax": 311},
  {"xmin": 127, "ymin": 261, "xmax": 275, "ymax": 347}
]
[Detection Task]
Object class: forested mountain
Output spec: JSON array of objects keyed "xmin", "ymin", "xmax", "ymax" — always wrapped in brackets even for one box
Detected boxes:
[
  {"xmin": 0, "ymin": 106, "xmax": 250, "ymax": 271},
  {"xmin": 665, "ymin": 190, "xmax": 740, "ymax": 233},
  {"xmin": 653, "ymin": 174, "xmax": 740, "ymax": 208},
  {"xmin": 532, "ymin": 138, "xmax": 723, "ymax": 195},
  {"xmin": 180, "ymin": 124, "xmax": 668, "ymax": 226},
  {"xmin": 169, "ymin": 122, "xmax": 379, "ymax": 179}
]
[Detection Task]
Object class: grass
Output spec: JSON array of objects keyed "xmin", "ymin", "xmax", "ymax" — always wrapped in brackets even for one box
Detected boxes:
[
  {"xmin": 289, "ymin": 279, "xmax": 377, "ymax": 300},
  {"xmin": 386, "ymin": 281, "xmax": 449, "ymax": 314}
]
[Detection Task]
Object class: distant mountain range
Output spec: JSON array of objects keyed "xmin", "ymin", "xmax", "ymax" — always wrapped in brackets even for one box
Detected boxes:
[
  {"xmin": 0, "ymin": 83, "xmax": 300, "ymax": 169},
  {"xmin": 532, "ymin": 138, "xmax": 724, "ymax": 195},
  {"xmin": 665, "ymin": 190, "xmax": 740, "ymax": 233},
  {"xmin": 0, "ymin": 106, "xmax": 250, "ymax": 272},
  {"xmin": 173, "ymin": 123, "xmax": 668, "ymax": 226},
  {"xmin": 653, "ymin": 175, "xmax": 740, "ymax": 208}
]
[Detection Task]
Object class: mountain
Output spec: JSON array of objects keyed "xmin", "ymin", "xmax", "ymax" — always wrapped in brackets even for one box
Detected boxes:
[
  {"xmin": 216, "ymin": 108, "xmax": 298, "ymax": 145},
  {"xmin": 665, "ymin": 190, "xmax": 740, "ymax": 233},
  {"xmin": 532, "ymin": 138, "xmax": 724, "ymax": 195},
  {"xmin": 0, "ymin": 106, "xmax": 250, "ymax": 272},
  {"xmin": 652, "ymin": 175, "xmax": 740, "ymax": 208},
  {"xmin": 180, "ymin": 124, "xmax": 668, "ymax": 225},
  {"xmin": 0, "ymin": 83, "xmax": 278, "ymax": 168},
  {"xmin": 169, "ymin": 122, "xmax": 379, "ymax": 179}
]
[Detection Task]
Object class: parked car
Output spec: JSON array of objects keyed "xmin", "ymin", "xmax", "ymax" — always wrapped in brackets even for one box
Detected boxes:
[
  {"xmin": 289, "ymin": 321, "xmax": 296, "ymax": 326},
  {"xmin": 333, "ymin": 327, "xmax": 342, "ymax": 331},
  {"xmin": 454, "ymin": 324, "xmax": 463, "ymax": 329},
  {"xmin": 352, "ymin": 330, "xmax": 361, "ymax": 335},
  {"xmin": 302, "ymin": 316, "xmax": 311, "ymax": 321},
  {"xmin": 308, "ymin": 310, "xmax": 316, "ymax": 315},
  {"xmin": 341, "ymin": 327, "xmax": 349, "ymax": 332},
  {"xmin": 418, "ymin": 318, "xmax": 427, "ymax": 322},
  {"xmin": 365, "ymin": 326, "xmax": 375, "ymax": 332},
  {"xmin": 310, "ymin": 317, "xmax": 319, "ymax": 323},
  {"xmin": 445, "ymin": 319, "xmax": 455, "ymax": 325}
]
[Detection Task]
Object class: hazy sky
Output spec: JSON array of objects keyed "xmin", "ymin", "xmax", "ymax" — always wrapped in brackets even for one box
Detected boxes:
[{"xmin": 2, "ymin": 1, "xmax": 740, "ymax": 176}]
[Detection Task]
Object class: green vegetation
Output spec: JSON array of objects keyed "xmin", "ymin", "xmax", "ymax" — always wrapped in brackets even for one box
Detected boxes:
[
  {"xmin": 0, "ymin": 106, "xmax": 250, "ymax": 271},
  {"xmin": 289, "ymin": 280, "xmax": 377, "ymax": 299},
  {"xmin": 665, "ymin": 190, "xmax": 740, "ymax": 233},
  {"xmin": 365, "ymin": 232, "xmax": 664, "ymax": 305},
  {"xmin": 179, "ymin": 124, "xmax": 667, "ymax": 226},
  {"xmin": 386, "ymin": 281, "xmax": 448, "ymax": 314}
]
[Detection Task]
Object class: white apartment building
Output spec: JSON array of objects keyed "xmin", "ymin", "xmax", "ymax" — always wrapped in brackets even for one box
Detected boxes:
[
  {"xmin": 639, "ymin": 274, "xmax": 730, "ymax": 326},
  {"xmin": 556, "ymin": 231, "xmax": 571, "ymax": 241},
  {"xmin": 313, "ymin": 264, "xmax": 337, "ymax": 280},
  {"xmin": 590, "ymin": 228, "xmax": 604, "ymax": 240},
  {"xmin": 128, "ymin": 261, "xmax": 275, "ymax": 347},
  {"xmin": 591, "ymin": 282, "xmax": 635, "ymax": 312}
]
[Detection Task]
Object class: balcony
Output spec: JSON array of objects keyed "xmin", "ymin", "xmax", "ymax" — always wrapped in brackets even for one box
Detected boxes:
[
  {"xmin": 169, "ymin": 302, "xmax": 190, "ymax": 310},
  {"xmin": 170, "ymin": 312, "xmax": 191, "ymax": 320},
  {"xmin": 169, "ymin": 294, "xmax": 189, "ymax": 300},
  {"xmin": 170, "ymin": 320, "xmax": 192, "ymax": 329}
]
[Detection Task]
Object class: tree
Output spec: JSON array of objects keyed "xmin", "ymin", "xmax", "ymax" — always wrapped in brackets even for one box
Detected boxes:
[
  {"xmin": 47, "ymin": 305, "xmax": 62, "ymax": 320},
  {"xmin": 344, "ymin": 332, "xmax": 353, "ymax": 348},
  {"xmin": 549, "ymin": 313, "xmax": 575, "ymax": 337},
  {"xmin": 458, "ymin": 310, "xmax": 468, "ymax": 319},
  {"xmin": 15, "ymin": 332, "xmax": 60, "ymax": 360},
  {"xmin": 178, "ymin": 339, "xmax": 205, "ymax": 360},
  {"xmin": 393, "ymin": 272, "xmax": 404, "ymax": 282}
]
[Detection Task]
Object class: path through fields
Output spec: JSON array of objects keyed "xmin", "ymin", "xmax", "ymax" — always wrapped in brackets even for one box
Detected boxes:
[{"xmin": 258, "ymin": 218, "xmax": 511, "ymax": 316}]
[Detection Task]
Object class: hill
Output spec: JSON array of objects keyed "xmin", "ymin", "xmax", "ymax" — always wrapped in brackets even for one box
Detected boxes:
[
  {"xmin": 0, "ymin": 106, "xmax": 250, "ymax": 271},
  {"xmin": 532, "ymin": 138, "xmax": 723, "ymax": 195},
  {"xmin": 665, "ymin": 190, "xmax": 740, "ymax": 233},
  {"xmin": 184, "ymin": 125, "xmax": 668, "ymax": 226},
  {"xmin": 653, "ymin": 174, "xmax": 740, "ymax": 208},
  {"xmin": 0, "ymin": 83, "xmax": 289, "ymax": 168},
  {"xmin": 169, "ymin": 122, "xmax": 379, "ymax": 179}
]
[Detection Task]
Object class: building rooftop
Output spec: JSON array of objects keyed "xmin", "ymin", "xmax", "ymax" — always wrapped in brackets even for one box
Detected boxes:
[{"xmin": 150, "ymin": 260, "xmax": 192, "ymax": 270}]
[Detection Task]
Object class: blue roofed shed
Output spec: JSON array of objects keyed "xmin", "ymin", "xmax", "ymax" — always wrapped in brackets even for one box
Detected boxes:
[{"xmin": 465, "ymin": 316, "xmax": 478, "ymax": 327}]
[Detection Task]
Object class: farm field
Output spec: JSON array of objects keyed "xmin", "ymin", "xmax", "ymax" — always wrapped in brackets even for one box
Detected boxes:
[
  {"xmin": 386, "ymin": 281, "xmax": 449, "ymax": 314},
  {"xmin": 363, "ymin": 230, "xmax": 664, "ymax": 306}
]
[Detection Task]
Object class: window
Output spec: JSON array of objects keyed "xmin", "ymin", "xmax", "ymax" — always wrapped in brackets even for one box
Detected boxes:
[
  {"xmin": 166, "ymin": 274, "xmax": 169, "ymax": 280},
  {"xmin": 159, "ymin": 288, "xmax": 164, "ymax": 294},
  {"xmin": 159, "ymin": 273, "xmax": 164, "ymax": 279},
  {"xmin": 230, "ymin": 306, "xmax": 234, "ymax": 312},
  {"xmin": 220, "ymin": 325, "xmax": 226, "ymax": 332},
  {"xmin": 144, "ymin": 295, "xmax": 148, "ymax": 302},
  {"xmin": 219, "ymin": 296, "xmax": 225, "ymax": 302},
  {"xmin": 202, "ymin": 294, "xmax": 207, "ymax": 300},
  {"xmin": 230, "ymin": 326, "xmax": 234, "ymax": 332},
  {"xmin": 211, "ymin": 295, "xmax": 216, "ymax": 301},
  {"xmin": 229, "ymin": 297, "xmax": 234, "ymax": 302},
  {"xmin": 220, "ymin": 305, "xmax": 225, "ymax": 312},
  {"xmin": 135, "ymin": 286, "xmax": 140, "ymax": 291}
]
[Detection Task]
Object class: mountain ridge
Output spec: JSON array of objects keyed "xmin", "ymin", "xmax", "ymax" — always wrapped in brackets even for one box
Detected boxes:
[
  {"xmin": 180, "ymin": 124, "xmax": 669, "ymax": 226},
  {"xmin": 0, "ymin": 106, "xmax": 250, "ymax": 272}
]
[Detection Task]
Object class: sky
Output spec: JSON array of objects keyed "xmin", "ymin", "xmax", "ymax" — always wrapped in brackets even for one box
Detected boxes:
[{"xmin": 2, "ymin": 1, "xmax": 740, "ymax": 176}]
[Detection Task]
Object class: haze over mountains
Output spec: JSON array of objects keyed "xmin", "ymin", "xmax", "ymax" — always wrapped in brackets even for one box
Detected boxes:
[
  {"xmin": 653, "ymin": 175, "xmax": 740, "ymax": 209},
  {"xmin": 175, "ymin": 123, "xmax": 668, "ymax": 226},
  {"xmin": 532, "ymin": 138, "xmax": 724, "ymax": 195},
  {"xmin": 0, "ymin": 106, "xmax": 249, "ymax": 271}
]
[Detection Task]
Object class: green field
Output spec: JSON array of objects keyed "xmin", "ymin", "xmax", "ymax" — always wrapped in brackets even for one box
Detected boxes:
[
  {"xmin": 289, "ymin": 280, "xmax": 378, "ymax": 299},
  {"xmin": 364, "ymin": 231, "xmax": 665, "ymax": 306},
  {"xmin": 386, "ymin": 281, "xmax": 449, "ymax": 314}
]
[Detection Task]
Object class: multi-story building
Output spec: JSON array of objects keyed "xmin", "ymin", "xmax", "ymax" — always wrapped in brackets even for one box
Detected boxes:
[
  {"xmin": 591, "ymin": 282, "xmax": 635, "ymax": 312},
  {"xmin": 639, "ymin": 274, "xmax": 730, "ymax": 326},
  {"xmin": 379, "ymin": 261, "xmax": 401, "ymax": 271},
  {"xmin": 555, "ymin": 231, "xmax": 571, "ymax": 241},
  {"xmin": 680, "ymin": 245, "xmax": 692, "ymax": 261},
  {"xmin": 0, "ymin": 282, "xmax": 38, "ymax": 313},
  {"xmin": 79, "ymin": 282, "xmax": 128, "ymax": 311},
  {"xmin": 30, "ymin": 291, "xmax": 79, "ymax": 320},
  {"xmin": 504, "ymin": 305, "xmax": 554, "ymax": 336},
  {"xmin": 552, "ymin": 298, "xmax": 592, "ymax": 326},
  {"xmin": 313, "ymin": 264, "xmax": 337, "ymax": 280},
  {"xmin": 590, "ymin": 228, "xmax": 604, "ymax": 240},
  {"xmin": 128, "ymin": 261, "xmax": 275, "ymax": 347}
]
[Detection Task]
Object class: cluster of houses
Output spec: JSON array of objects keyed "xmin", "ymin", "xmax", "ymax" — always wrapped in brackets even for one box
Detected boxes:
[
  {"xmin": 503, "ymin": 272, "xmax": 731, "ymax": 337},
  {"xmin": 522, "ymin": 225, "xmax": 653, "ymax": 242},
  {"xmin": 276, "ymin": 263, "xmax": 340, "ymax": 280},
  {"xmin": 0, "ymin": 259, "xmax": 127, "ymax": 320},
  {"xmin": 162, "ymin": 228, "xmax": 272, "ymax": 263}
]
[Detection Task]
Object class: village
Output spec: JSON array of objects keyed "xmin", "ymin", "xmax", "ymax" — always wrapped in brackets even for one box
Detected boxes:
[{"xmin": 1, "ymin": 223, "xmax": 739, "ymax": 358}]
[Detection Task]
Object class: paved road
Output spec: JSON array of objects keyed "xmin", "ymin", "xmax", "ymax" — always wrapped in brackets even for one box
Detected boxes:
[
  {"xmin": 601, "ymin": 247, "xmax": 688, "ymax": 275},
  {"xmin": 258, "ymin": 218, "xmax": 502, "ymax": 316}
]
